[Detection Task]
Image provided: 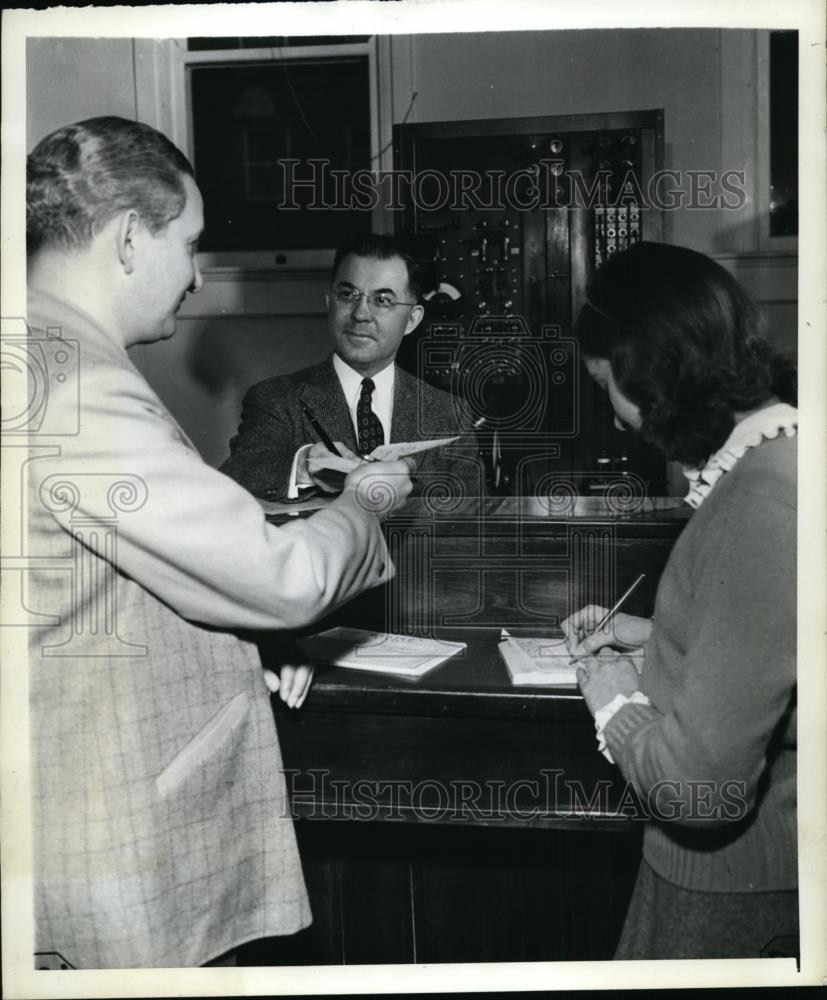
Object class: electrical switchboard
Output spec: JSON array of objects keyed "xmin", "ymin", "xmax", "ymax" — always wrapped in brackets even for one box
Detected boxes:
[{"xmin": 393, "ymin": 110, "xmax": 667, "ymax": 497}]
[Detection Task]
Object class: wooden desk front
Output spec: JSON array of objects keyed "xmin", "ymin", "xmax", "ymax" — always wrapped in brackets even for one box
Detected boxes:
[{"xmin": 251, "ymin": 499, "xmax": 689, "ymax": 965}]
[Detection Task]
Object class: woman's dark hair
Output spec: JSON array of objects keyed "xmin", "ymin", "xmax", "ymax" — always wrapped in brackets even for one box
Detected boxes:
[
  {"xmin": 575, "ymin": 241, "xmax": 797, "ymax": 467},
  {"xmin": 27, "ymin": 116, "xmax": 195, "ymax": 256}
]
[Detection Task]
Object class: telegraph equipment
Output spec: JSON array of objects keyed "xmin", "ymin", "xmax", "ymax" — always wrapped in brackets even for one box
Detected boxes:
[{"xmin": 393, "ymin": 110, "xmax": 667, "ymax": 496}]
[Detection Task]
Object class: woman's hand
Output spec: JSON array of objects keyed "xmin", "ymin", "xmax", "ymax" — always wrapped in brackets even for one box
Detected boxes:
[
  {"xmin": 561, "ymin": 605, "xmax": 652, "ymax": 658},
  {"xmin": 263, "ymin": 663, "xmax": 315, "ymax": 709},
  {"xmin": 575, "ymin": 652, "xmax": 642, "ymax": 717}
]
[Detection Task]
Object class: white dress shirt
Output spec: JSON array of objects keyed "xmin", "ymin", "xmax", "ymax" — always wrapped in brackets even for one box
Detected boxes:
[{"xmin": 289, "ymin": 356, "xmax": 396, "ymax": 496}]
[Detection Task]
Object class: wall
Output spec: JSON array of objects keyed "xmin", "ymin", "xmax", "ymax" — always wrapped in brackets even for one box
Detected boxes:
[
  {"xmin": 390, "ymin": 29, "xmax": 730, "ymax": 254},
  {"xmin": 135, "ymin": 274, "xmax": 331, "ymax": 468},
  {"xmin": 26, "ymin": 31, "xmax": 797, "ymax": 466},
  {"xmin": 27, "ymin": 38, "xmax": 138, "ymax": 149}
]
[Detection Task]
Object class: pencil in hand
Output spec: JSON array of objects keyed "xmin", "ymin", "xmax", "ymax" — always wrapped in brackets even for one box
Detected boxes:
[
  {"xmin": 569, "ymin": 573, "xmax": 646, "ymax": 662},
  {"xmin": 301, "ymin": 402, "xmax": 342, "ymax": 458}
]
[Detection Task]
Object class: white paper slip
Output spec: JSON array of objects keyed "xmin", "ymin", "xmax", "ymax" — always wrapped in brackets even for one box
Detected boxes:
[
  {"xmin": 313, "ymin": 437, "xmax": 461, "ymax": 474},
  {"xmin": 368, "ymin": 437, "xmax": 460, "ymax": 461},
  {"xmin": 297, "ymin": 627, "xmax": 466, "ymax": 678},
  {"xmin": 309, "ymin": 453, "xmax": 363, "ymax": 473},
  {"xmin": 498, "ymin": 628, "xmax": 578, "ymax": 687}
]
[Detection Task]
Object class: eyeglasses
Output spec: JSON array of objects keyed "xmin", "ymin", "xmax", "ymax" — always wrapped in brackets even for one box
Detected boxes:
[{"xmin": 328, "ymin": 286, "xmax": 418, "ymax": 313}]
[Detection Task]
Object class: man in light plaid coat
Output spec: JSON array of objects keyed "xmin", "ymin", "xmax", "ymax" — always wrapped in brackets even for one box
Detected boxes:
[{"xmin": 24, "ymin": 116, "xmax": 413, "ymax": 968}]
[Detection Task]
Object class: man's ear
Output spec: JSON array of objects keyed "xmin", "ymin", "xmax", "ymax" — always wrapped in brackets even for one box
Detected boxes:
[
  {"xmin": 404, "ymin": 304, "xmax": 425, "ymax": 336},
  {"xmin": 116, "ymin": 210, "xmax": 141, "ymax": 275}
]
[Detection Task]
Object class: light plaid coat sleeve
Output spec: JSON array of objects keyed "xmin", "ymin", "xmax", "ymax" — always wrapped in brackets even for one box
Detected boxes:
[{"xmin": 25, "ymin": 290, "xmax": 391, "ymax": 968}]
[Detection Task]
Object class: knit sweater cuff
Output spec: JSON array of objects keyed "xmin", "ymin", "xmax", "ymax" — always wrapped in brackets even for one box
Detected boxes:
[
  {"xmin": 594, "ymin": 692, "xmax": 650, "ymax": 763},
  {"xmin": 603, "ymin": 701, "xmax": 659, "ymax": 757}
]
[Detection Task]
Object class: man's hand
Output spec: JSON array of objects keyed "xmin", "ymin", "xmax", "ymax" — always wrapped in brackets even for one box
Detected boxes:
[
  {"xmin": 342, "ymin": 458, "xmax": 415, "ymax": 520},
  {"xmin": 562, "ymin": 605, "xmax": 652, "ymax": 658},
  {"xmin": 300, "ymin": 441, "xmax": 361, "ymax": 493},
  {"xmin": 575, "ymin": 651, "xmax": 642, "ymax": 717},
  {"xmin": 263, "ymin": 663, "xmax": 315, "ymax": 709}
]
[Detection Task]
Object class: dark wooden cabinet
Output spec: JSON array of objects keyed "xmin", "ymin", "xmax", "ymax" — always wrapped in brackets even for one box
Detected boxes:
[{"xmin": 251, "ymin": 497, "xmax": 689, "ymax": 965}]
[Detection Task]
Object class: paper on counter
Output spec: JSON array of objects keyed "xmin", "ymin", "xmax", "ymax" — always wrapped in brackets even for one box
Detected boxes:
[
  {"xmin": 498, "ymin": 628, "xmax": 578, "ymax": 687},
  {"xmin": 297, "ymin": 626, "xmax": 466, "ymax": 678}
]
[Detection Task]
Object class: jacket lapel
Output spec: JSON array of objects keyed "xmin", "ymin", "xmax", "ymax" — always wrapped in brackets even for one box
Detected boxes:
[
  {"xmin": 391, "ymin": 366, "xmax": 424, "ymax": 443},
  {"xmin": 298, "ymin": 357, "xmax": 359, "ymax": 453}
]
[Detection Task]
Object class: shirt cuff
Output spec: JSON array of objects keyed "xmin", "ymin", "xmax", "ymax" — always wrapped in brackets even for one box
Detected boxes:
[
  {"xmin": 288, "ymin": 444, "xmax": 314, "ymax": 499},
  {"xmin": 594, "ymin": 691, "xmax": 651, "ymax": 764}
]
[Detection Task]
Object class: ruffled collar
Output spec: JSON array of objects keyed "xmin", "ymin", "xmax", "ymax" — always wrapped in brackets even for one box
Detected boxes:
[{"xmin": 683, "ymin": 402, "xmax": 798, "ymax": 509}]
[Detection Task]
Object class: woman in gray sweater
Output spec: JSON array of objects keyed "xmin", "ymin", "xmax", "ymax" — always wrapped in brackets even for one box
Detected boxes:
[{"xmin": 563, "ymin": 242, "xmax": 798, "ymax": 960}]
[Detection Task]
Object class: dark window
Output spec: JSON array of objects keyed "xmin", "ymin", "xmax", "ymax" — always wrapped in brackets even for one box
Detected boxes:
[
  {"xmin": 188, "ymin": 37, "xmax": 371, "ymax": 51},
  {"xmin": 769, "ymin": 30, "xmax": 798, "ymax": 238},
  {"xmin": 190, "ymin": 57, "xmax": 372, "ymax": 251}
]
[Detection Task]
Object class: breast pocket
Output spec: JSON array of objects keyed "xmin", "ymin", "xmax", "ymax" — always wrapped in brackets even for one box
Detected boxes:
[{"xmin": 156, "ymin": 691, "xmax": 250, "ymax": 799}]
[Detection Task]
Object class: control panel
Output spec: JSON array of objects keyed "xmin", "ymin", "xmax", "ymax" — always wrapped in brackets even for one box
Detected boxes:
[{"xmin": 393, "ymin": 111, "xmax": 666, "ymax": 495}]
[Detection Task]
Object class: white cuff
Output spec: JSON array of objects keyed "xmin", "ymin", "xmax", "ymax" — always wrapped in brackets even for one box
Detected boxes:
[
  {"xmin": 594, "ymin": 691, "xmax": 650, "ymax": 764},
  {"xmin": 288, "ymin": 443, "xmax": 314, "ymax": 499}
]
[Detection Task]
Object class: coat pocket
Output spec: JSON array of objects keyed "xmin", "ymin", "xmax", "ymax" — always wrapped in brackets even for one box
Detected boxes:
[{"xmin": 156, "ymin": 691, "xmax": 250, "ymax": 798}]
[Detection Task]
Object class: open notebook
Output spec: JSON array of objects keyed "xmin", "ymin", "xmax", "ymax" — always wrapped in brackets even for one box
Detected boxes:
[
  {"xmin": 498, "ymin": 629, "xmax": 578, "ymax": 687},
  {"xmin": 297, "ymin": 627, "xmax": 466, "ymax": 678}
]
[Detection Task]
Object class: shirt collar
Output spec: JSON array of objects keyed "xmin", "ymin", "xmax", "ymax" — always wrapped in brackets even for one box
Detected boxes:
[
  {"xmin": 332, "ymin": 353, "xmax": 395, "ymax": 405},
  {"xmin": 682, "ymin": 402, "xmax": 798, "ymax": 509}
]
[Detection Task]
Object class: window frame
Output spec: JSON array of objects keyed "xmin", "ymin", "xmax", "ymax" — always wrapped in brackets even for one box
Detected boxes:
[
  {"xmin": 142, "ymin": 35, "xmax": 392, "ymax": 271},
  {"xmin": 757, "ymin": 29, "xmax": 798, "ymax": 253}
]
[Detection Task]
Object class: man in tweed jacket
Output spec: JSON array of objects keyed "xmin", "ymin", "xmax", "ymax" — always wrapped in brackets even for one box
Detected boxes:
[
  {"xmin": 24, "ymin": 118, "xmax": 414, "ymax": 969},
  {"xmin": 220, "ymin": 234, "xmax": 484, "ymax": 502}
]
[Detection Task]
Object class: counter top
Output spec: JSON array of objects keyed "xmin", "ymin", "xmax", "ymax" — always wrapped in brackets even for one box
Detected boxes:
[
  {"xmin": 294, "ymin": 634, "xmax": 583, "ymax": 720},
  {"xmin": 265, "ymin": 494, "xmax": 687, "ymax": 828},
  {"xmin": 269, "ymin": 632, "xmax": 642, "ymax": 829},
  {"xmin": 266, "ymin": 493, "xmax": 693, "ymax": 528}
]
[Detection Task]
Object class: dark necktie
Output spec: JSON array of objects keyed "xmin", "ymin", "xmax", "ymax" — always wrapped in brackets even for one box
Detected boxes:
[{"xmin": 357, "ymin": 378, "xmax": 385, "ymax": 457}]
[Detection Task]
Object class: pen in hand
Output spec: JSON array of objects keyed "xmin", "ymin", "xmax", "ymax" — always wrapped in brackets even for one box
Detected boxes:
[
  {"xmin": 569, "ymin": 572, "xmax": 647, "ymax": 662},
  {"xmin": 301, "ymin": 402, "xmax": 342, "ymax": 458}
]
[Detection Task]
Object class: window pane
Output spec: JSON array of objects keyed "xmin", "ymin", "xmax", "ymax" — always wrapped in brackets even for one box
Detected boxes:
[
  {"xmin": 769, "ymin": 30, "xmax": 798, "ymax": 238},
  {"xmin": 190, "ymin": 57, "xmax": 372, "ymax": 250},
  {"xmin": 188, "ymin": 37, "xmax": 371, "ymax": 51}
]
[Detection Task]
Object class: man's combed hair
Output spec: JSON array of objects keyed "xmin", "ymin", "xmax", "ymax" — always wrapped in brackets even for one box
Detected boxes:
[
  {"xmin": 27, "ymin": 116, "xmax": 195, "ymax": 256},
  {"xmin": 332, "ymin": 233, "xmax": 425, "ymax": 302},
  {"xmin": 575, "ymin": 241, "xmax": 797, "ymax": 468}
]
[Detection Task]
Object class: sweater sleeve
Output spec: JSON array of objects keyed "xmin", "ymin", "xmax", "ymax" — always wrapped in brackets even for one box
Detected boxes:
[{"xmin": 602, "ymin": 483, "xmax": 796, "ymax": 825}]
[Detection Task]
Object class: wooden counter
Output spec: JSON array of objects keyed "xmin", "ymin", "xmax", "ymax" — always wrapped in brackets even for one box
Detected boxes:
[
  {"xmin": 290, "ymin": 493, "xmax": 691, "ymax": 642},
  {"xmin": 251, "ymin": 497, "xmax": 690, "ymax": 965},
  {"xmin": 276, "ymin": 638, "xmax": 640, "ymax": 829}
]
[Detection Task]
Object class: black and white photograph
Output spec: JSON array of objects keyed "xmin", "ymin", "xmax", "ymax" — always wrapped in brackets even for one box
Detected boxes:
[{"xmin": 1, "ymin": 1, "xmax": 825, "ymax": 996}]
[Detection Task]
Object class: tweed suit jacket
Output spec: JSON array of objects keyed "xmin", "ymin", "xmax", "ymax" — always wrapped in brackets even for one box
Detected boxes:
[
  {"xmin": 220, "ymin": 356, "xmax": 484, "ymax": 501},
  {"xmin": 25, "ymin": 291, "xmax": 392, "ymax": 969}
]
